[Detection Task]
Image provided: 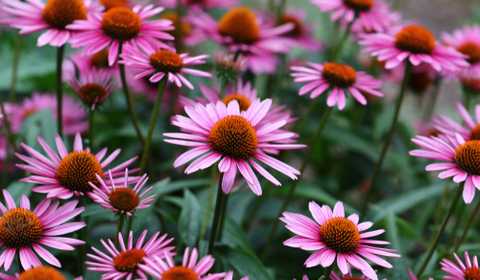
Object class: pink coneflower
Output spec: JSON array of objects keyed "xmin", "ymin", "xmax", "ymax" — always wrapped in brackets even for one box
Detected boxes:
[
  {"xmin": 64, "ymin": 48, "xmax": 120, "ymax": 82},
  {"xmin": 291, "ymin": 62, "xmax": 383, "ymax": 110},
  {"xmin": 67, "ymin": 5, "xmax": 174, "ymax": 66},
  {"xmin": 224, "ymin": 271, "xmax": 248, "ymax": 280},
  {"xmin": 359, "ymin": 25, "xmax": 469, "ymax": 71},
  {"xmin": 441, "ymin": 24, "xmax": 480, "ymax": 71},
  {"xmin": 68, "ymin": 67, "xmax": 116, "ymax": 110},
  {"xmin": 276, "ymin": 9, "xmax": 323, "ymax": 51},
  {"xmin": 138, "ymin": 247, "xmax": 226, "ymax": 280},
  {"xmin": 120, "ymin": 45, "xmax": 211, "ymax": 88},
  {"xmin": 0, "ymin": 189, "xmax": 85, "ymax": 271},
  {"xmin": 432, "ymin": 102, "xmax": 479, "ymax": 141},
  {"xmin": 164, "ymin": 100, "xmax": 305, "ymax": 195},
  {"xmin": 159, "ymin": 11, "xmax": 205, "ymax": 47},
  {"xmin": 1, "ymin": 0, "xmax": 101, "ymax": 47},
  {"xmin": 86, "ymin": 230, "xmax": 175, "ymax": 280},
  {"xmin": 459, "ymin": 68, "xmax": 480, "ymax": 92},
  {"xmin": 330, "ymin": 264, "xmax": 383, "ymax": 280},
  {"xmin": 349, "ymin": 3, "xmax": 401, "ymax": 35},
  {"xmin": 156, "ymin": 0, "xmax": 238, "ymax": 9},
  {"xmin": 281, "ymin": 201, "xmax": 400, "ymax": 280},
  {"xmin": 187, "ymin": 6, "xmax": 294, "ymax": 74},
  {"xmin": 16, "ymin": 133, "xmax": 139, "ymax": 199},
  {"xmin": 409, "ymin": 132, "xmax": 480, "ymax": 204},
  {"xmin": 0, "ymin": 266, "xmax": 83, "ymax": 280},
  {"xmin": 88, "ymin": 170, "xmax": 155, "ymax": 216},
  {"xmin": 440, "ymin": 251, "xmax": 479, "ymax": 280}
]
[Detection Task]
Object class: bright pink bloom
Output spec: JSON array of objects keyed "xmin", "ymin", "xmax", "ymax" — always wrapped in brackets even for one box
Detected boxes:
[
  {"xmin": 86, "ymin": 230, "xmax": 175, "ymax": 280},
  {"xmin": 432, "ymin": 102, "xmax": 479, "ymax": 141},
  {"xmin": 0, "ymin": 267, "xmax": 82, "ymax": 280},
  {"xmin": 67, "ymin": 5, "xmax": 174, "ymax": 66},
  {"xmin": 441, "ymin": 24, "xmax": 480, "ymax": 72},
  {"xmin": 224, "ymin": 271, "xmax": 249, "ymax": 280},
  {"xmin": 440, "ymin": 251, "xmax": 479, "ymax": 280},
  {"xmin": 291, "ymin": 62, "xmax": 383, "ymax": 110},
  {"xmin": 164, "ymin": 99, "xmax": 306, "ymax": 196},
  {"xmin": 68, "ymin": 67, "xmax": 116, "ymax": 110},
  {"xmin": 157, "ymin": 0, "xmax": 238, "ymax": 9},
  {"xmin": 274, "ymin": 9, "xmax": 324, "ymax": 51},
  {"xmin": 281, "ymin": 201, "xmax": 400, "ymax": 280},
  {"xmin": 16, "ymin": 133, "xmax": 139, "ymax": 199},
  {"xmin": 349, "ymin": 3, "xmax": 401, "ymax": 35},
  {"xmin": 63, "ymin": 48, "xmax": 120, "ymax": 82},
  {"xmin": 0, "ymin": 190, "xmax": 85, "ymax": 271},
  {"xmin": 331, "ymin": 264, "xmax": 383, "ymax": 280}
]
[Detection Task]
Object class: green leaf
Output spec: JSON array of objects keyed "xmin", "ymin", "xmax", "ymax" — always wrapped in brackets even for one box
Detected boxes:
[
  {"xmin": 156, "ymin": 178, "xmax": 210, "ymax": 197},
  {"xmin": 218, "ymin": 246, "xmax": 274, "ymax": 280},
  {"xmin": 386, "ymin": 210, "xmax": 405, "ymax": 279},
  {"xmin": 133, "ymin": 177, "xmax": 170, "ymax": 232},
  {"xmin": 178, "ymin": 190, "xmax": 201, "ymax": 247},
  {"xmin": 223, "ymin": 216, "xmax": 253, "ymax": 250}
]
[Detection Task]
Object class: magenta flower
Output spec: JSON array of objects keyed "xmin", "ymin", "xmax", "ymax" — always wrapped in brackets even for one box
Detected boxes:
[
  {"xmin": 224, "ymin": 271, "xmax": 249, "ymax": 280},
  {"xmin": 441, "ymin": 24, "xmax": 480, "ymax": 71},
  {"xmin": 281, "ymin": 201, "xmax": 400, "ymax": 280},
  {"xmin": 16, "ymin": 133, "xmax": 139, "ymax": 199},
  {"xmin": 67, "ymin": 5, "xmax": 174, "ymax": 66},
  {"xmin": 1, "ymin": 0, "xmax": 101, "ymax": 47},
  {"xmin": 157, "ymin": 0, "xmax": 238, "ymax": 9},
  {"xmin": 278, "ymin": 9, "xmax": 324, "ymax": 51},
  {"xmin": 164, "ymin": 100, "xmax": 305, "ymax": 196},
  {"xmin": 120, "ymin": 45, "xmax": 211, "ymax": 88},
  {"xmin": 0, "ymin": 190, "xmax": 85, "ymax": 271},
  {"xmin": 68, "ymin": 67, "xmax": 116, "ymax": 110},
  {"xmin": 63, "ymin": 48, "xmax": 119, "ymax": 84},
  {"xmin": 139, "ymin": 247, "xmax": 226, "ymax": 280},
  {"xmin": 359, "ymin": 25, "xmax": 469, "ymax": 71},
  {"xmin": 432, "ymin": 102, "xmax": 480, "ymax": 141},
  {"xmin": 330, "ymin": 264, "xmax": 383, "ymax": 280},
  {"xmin": 86, "ymin": 230, "xmax": 175, "ymax": 280},
  {"xmin": 0, "ymin": 267, "xmax": 82, "ymax": 280},
  {"xmin": 440, "ymin": 251, "xmax": 480, "ymax": 280},
  {"xmin": 348, "ymin": 3, "xmax": 401, "ymax": 35},
  {"xmin": 291, "ymin": 62, "xmax": 383, "ymax": 110}
]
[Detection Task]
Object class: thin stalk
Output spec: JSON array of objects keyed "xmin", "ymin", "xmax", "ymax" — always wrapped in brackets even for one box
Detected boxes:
[
  {"xmin": 330, "ymin": 18, "xmax": 354, "ymax": 62},
  {"xmin": 216, "ymin": 194, "xmax": 229, "ymax": 242},
  {"xmin": 118, "ymin": 43, "xmax": 146, "ymax": 145},
  {"xmin": 208, "ymin": 173, "xmax": 225, "ymax": 255},
  {"xmin": 117, "ymin": 215, "xmax": 125, "ymax": 237},
  {"xmin": 88, "ymin": 108, "xmax": 95, "ymax": 149},
  {"xmin": 175, "ymin": 0, "xmax": 183, "ymax": 51},
  {"xmin": 0, "ymin": 93, "xmax": 16, "ymax": 154},
  {"xmin": 360, "ymin": 61, "xmax": 413, "ymax": 217},
  {"xmin": 16, "ymin": 251, "xmax": 24, "ymax": 273},
  {"xmin": 275, "ymin": 0, "xmax": 287, "ymax": 24},
  {"xmin": 76, "ymin": 197, "xmax": 86, "ymax": 275},
  {"xmin": 1, "ymin": 151, "xmax": 10, "ymax": 189},
  {"xmin": 416, "ymin": 183, "xmax": 463, "ymax": 279},
  {"xmin": 220, "ymin": 82, "xmax": 227, "ymax": 100},
  {"xmin": 139, "ymin": 78, "xmax": 167, "ymax": 174},
  {"xmin": 454, "ymin": 197, "xmax": 480, "ymax": 252},
  {"xmin": 127, "ymin": 215, "xmax": 134, "ymax": 234},
  {"xmin": 424, "ymin": 76, "xmax": 442, "ymax": 119},
  {"xmin": 56, "ymin": 45, "xmax": 65, "ymax": 138},
  {"xmin": 322, "ymin": 258, "xmax": 336, "ymax": 279},
  {"xmin": 200, "ymin": 168, "xmax": 217, "ymax": 240},
  {"xmin": 296, "ymin": 99, "xmax": 317, "ymax": 138},
  {"xmin": 446, "ymin": 202, "xmax": 466, "ymax": 249},
  {"xmin": 9, "ymin": 32, "xmax": 20, "ymax": 103},
  {"xmin": 261, "ymin": 106, "xmax": 334, "ymax": 261},
  {"xmin": 431, "ymin": 180, "xmax": 450, "ymax": 239}
]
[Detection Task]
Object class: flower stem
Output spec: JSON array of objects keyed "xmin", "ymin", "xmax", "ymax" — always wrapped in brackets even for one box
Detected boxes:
[
  {"xmin": 16, "ymin": 250, "xmax": 24, "ymax": 273},
  {"xmin": 216, "ymin": 194, "xmax": 229, "ymax": 242},
  {"xmin": 139, "ymin": 78, "xmax": 167, "ymax": 174},
  {"xmin": 175, "ymin": 0, "xmax": 183, "ymax": 51},
  {"xmin": 322, "ymin": 258, "xmax": 336, "ymax": 279},
  {"xmin": 360, "ymin": 61, "xmax": 413, "ymax": 217},
  {"xmin": 454, "ymin": 197, "xmax": 480, "ymax": 252},
  {"xmin": 220, "ymin": 81, "xmax": 227, "ymax": 100},
  {"xmin": 0, "ymin": 93, "xmax": 17, "ymax": 154},
  {"xmin": 446, "ymin": 202, "xmax": 465, "ymax": 249},
  {"xmin": 200, "ymin": 167, "xmax": 217, "ymax": 240},
  {"xmin": 9, "ymin": 32, "xmax": 20, "ymax": 103},
  {"xmin": 261, "ymin": 105, "xmax": 334, "ymax": 261},
  {"xmin": 330, "ymin": 18, "xmax": 354, "ymax": 62},
  {"xmin": 118, "ymin": 43, "xmax": 145, "ymax": 145},
  {"xmin": 424, "ymin": 76, "xmax": 442, "ymax": 119},
  {"xmin": 127, "ymin": 215, "xmax": 134, "ymax": 234},
  {"xmin": 208, "ymin": 173, "xmax": 225, "ymax": 255},
  {"xmin": 75, "ymin": 197, "xmax": 86, "ymax": 275},
  {"xmin": 117, "ymin": 215, "xmax": 125, "ymax": 237},
  {"xmin": 88, "ymin": 108, "xmax": 95, "ymax": 149},
  {"xmin": 431, "ymin": 180, "xmax": 450, "ymax": 240},
  {"xmin": 56, "ymin": 45, "xmax": 65, "ymax": 138},
  {"xmin": 416, "ymin": 182, "xmax": 463, "ymax": 279}
]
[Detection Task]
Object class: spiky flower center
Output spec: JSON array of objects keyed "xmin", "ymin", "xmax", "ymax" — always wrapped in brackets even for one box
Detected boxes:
[
  {"xmin": 222, "ymin": 94, "xmax": 251, "ymax": 111},
  {"xmin": 79, "ymin": 84, "xmax": 107, "ymax": 104},
  {"xmin": 90, "ymin": 49, "xmax": 110, "ymax": 68},
  {"xmin": 101, "ymin": 7, "xmax": 141, "ymax": 40},
  {"xmin": 113, "ymin": 248, "xmax": 146, "ymax": 272},
  {"xmin": 471, "ymin": 125, "xmax": 480, "ymax": 140},
  {"xmin": 18, "ymin": 266, "xmax": 66, "ymax": 280},
  {"xmin": 455, "ymin": 140, "xmax": 480, "ymax": 175},
  {"xmin": 162, "ymin": 266, "xmax": 198, "ymax": 280},
  {"xmin": 218, "ymin": 7, "xmax": 260, "ymax": 44},
  {"xmin": 280, "ymin": 15, "xmax": 303, "ymax": 37},
  {"xmin": 42, "ymin": 0, "xmax": 87, "ymax": 29},
  {"xmin": 161, "ymin": 12, "xmax": 192, "ymax": 38},
  {"xmin": 465, "ymin": 267, "xmax": 480, "ymax": 280},
  {"xmin": 322, "ymin": 63, "xmax": 357, "ymax": 87},
  {"xmin": 408, "ymin": 71, "xmax": 432, "ymax": 94},
  {"xmin": 56, "ymin": 151, "xmax": 104, "ymax": 193},
  {"xmin": 208, "ymin": 116, "xmax": 258, "ymax": 160},
  {"xmin": 319, "ymin": 217, "xmax": 360, "ymax": 253},
  {"xmin": 149, "ymin": 50, "xmax": 184, "ymax": 73},
  {"xmin": 343, "ymin": 277, "xmax": 363, "ymax": 280},
  {"xmin": 458, "ymin": 43, "xmax": 480, "ymax": 64},
  {"xmin": 186, "ymin": 0, "xmax": 205, "ymax": 4},
  {"xmin": 108, "ymin": 188, "xmax": 140, "ymax": 212},
  {"xmin": 395, "ymin": 25, "xmax": 435, "ymax": 54},
  {"xmin": 0, "ymin": 208, "xmax": 43, "ymax": 248},
  {"xmin": 343, "ymin": 0, "xmax": 373, "ymax": 11},
  {"xmin": 100, "ymin": 0, "xmax": 128, "ymax": 11}
]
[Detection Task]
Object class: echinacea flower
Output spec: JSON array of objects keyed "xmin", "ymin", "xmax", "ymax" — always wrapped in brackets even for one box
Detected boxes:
[
  {"xmin": 409, "ymin": 132, "xmax": 480, "ymax": 204},
  {"xmin": 348, "ymin": 3, "xmax": 401, "ymax": 35},
  {"xmin": 67, "ymin": 5, "xmax": 174, "ymax": 66},
  {"xmin": 1, "ymin": 0, "xmax": 101, "ymax": 47},
  {"xmin": 187, "ymin": 6, "xmax": 294, "ymax": 74},
  {"xmin": 277, "ymin": 9, "xmax": 324, "ymax": 51},
  {"xmin": 359, "ymin": 24, "xmax": 469, "ymax": 71},
  {"xmin": 459, "ymin": 68, "xmax": 480, "ymax": 92},
  {"xmin": 64, "ymin": 48, "xmax": 119, "ymax": 83},
  {"xmin": 164, "ymin": 100, "xmax": 306, "ymax": 195},
  {"xmin": 330, "ymin": 264, "xmax": 383, "ymax": 280},
  {"xmin": 440, "ymin": 251, "xmax": 479, "ymax": 280},
  {"xmin": 224, "ymin": 271, "xmax": 248, "ymax": 280},
  {"xmin": 213, "ymin": 49, "xmax": 247, "ymax": 84},
  {"xmin": 432, "ymin": 102, "xmax": 480, "ymax": 141},
  {"xmin": 0, "ymin": 190, "xmax": 85, "ymax": 271},
  {"xmin": 68, "ymin": 67, "xmax": 116, "ymax": 110},
  {"xmin": 441, "ymin": 24, "xmax": 480, "ymax": 71},
  {"xmin": 120, "ymin": 45, "xmax": 211, "ymax": 88},
  {"xmin": 86, "ymin": 230, "xmax": 175, "ymax": 280},
  {"xmin": 88, "ymin": 170, "xmax": 155, "ymax": 216},
  {"xmin": 290, "ymin": 62, "xmax": 383, "ymax": 110},
  {"xmin": 0, "ymin": 266, "xmax": 83, "ymax": 280},
  {"xmin": 138, "ymin": 247, "xmax": 226, "ymax": 280},
  {"xmin": 156, "ymin": 0, "xmax": 238, "ymax": 9},
  {"xmin": 159, "ymin": 11, "xmax": 204, "ymax": 47},
  {"xmin": 281, "ymin": 201, "xmax": 400, "ymax": 280},
  {"xmin": 16, "ymin": 133, "xmax": 139, "ymax": 199}
]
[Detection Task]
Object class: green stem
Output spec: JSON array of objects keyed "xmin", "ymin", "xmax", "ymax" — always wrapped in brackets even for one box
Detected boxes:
[
  {"xmin": 360, "ymin": 61, "xmax": 413, "ymax": 217},
  {"xmin": 175, "ymin": 0, "xmax": 183, "ymax": 51},
  {"xmin": 330, "ymin": 18, "xmax": 354, "ymax": 62},
  {"xmin": 424, "ymin": 76, "xmax": 442, "ymax": 119},
  {"xmin": 0, "ymin": 93, "xmax": 16, "ymax": 154},
  {"xmin": 127, "ymin": 215, "xmax": 134, "ymax": 234},
  {"xmin": 157, "ymin": 201, "xmax": 169, "ymax": 233},
  {"xmin": 9, "ymin": 32, "xmax": 20, "ymax": 103},
  {"xmin": 275, "ymin": 0, "xmax": 287, "ymax": 24},
  {"xmin": 118, "ymin": 42, "xmax": 146, "ymax": 146},
  {"xmin": 322, "ymin": 258, "xmax": 336, "ymax": 279},
  {"xmin": 216, "ymin": 194, "xmax": 229, "ymax": 242},
  {"xmin": 296, "ymin": 99, "xmax": 317, "ymax": 138},
  {"xmin": 431, "ymin": 180, "xmax": 450, "ymax": 240},
  {"xmin": 416, "ymin": 182, "xmax": 463, "ymax": 279},
  {"xmin": 200, "ymin": 168, "xmax": 217, "ymax": 240},
  {"xmin": 261, "ymin": 106, "xmax": 334, "ymax": 261},
  {"xmin": 454, "ymin": 197, "xmax": 480, "ymax": 252},
  {"xmin": 88, "ymin": 108, "xmax": 95, "ymax": 149},
  {"xmin": 446, "ymin": 202, "xmax": 465, "ymax": 249},
  {"xmin": 139, "ymin": 78, "xmax": 167, "ymax": 174},
  {"xmin": 76, "ymin": 197, "xmax": 86, "ymax": 275},
  {"xmin": 56, "ymin": 45, "xmax": 65, "ymax": 138},
  {"xmin": 208, "ymin": 173, "xmax": 225, "ymax": 255},
  {"xmin": 117, "ymin": 215, "xmax": 125, "ymax": 237},
  {"xmin": 220, "ymin": 82, "xmax": 227, "ymax": 100},
  {"xmin": 16, "ymin": 251, "xmax": 24, "ymax": 273}
]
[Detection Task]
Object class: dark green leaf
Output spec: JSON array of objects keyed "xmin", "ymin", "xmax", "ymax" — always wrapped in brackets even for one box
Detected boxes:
[{"xmin": 178, "ymin": 190, "xmax": 201, "ymax": 247}]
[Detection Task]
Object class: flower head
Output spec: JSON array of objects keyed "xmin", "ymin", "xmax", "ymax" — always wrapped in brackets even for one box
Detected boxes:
[
  {"xmin": 16, "ymin": 133, "xmax": 139, "ymax": 199},
  {"xmin": 67, "ymin": 5, "xmax": 174, "ymax": 66},
  {"xmin": 432, "ymin": 102, "xmax": 480, "ymax": 141},
  {"xmin": 277, "ymin": 9, "xmax": 324, "ymax": 51},
  {"xmin": 64, "ymin": 48, "xmax": 119, "ymax": 83},
  {"xmin": 440, "ymin": 251, "xmax": 479, "ymax": 280},
  {"xmin": 281, "ymin": 201, "xmax": 400, "ymax": 280},
  {"xmin": 224, "ymin": 271, "xmax": 248, "ymax": 280},
  {"xmin": 139, "ymin": 247, "xmax": 226, "ymax": 280},
  {"xmin": 0, "ymin": 266, "xmax": 83, "ymax": 280},
  {"xmin": 291, "ymin": 62, "xmax": 383, "ymax": 110},
  {"xmin": 164, "ymin": 99, "xmax": 305, "ymax": 195},
  {"xmin": 330, "ymin": 264, "xmax": 383, "ymax": 280},
  {"xmin": 213, "ymin": 50, "xmax": 247, "ymax": 84},
  {"xmin": 0, "ymin": 190, "xmax": 85, "ymax": 271},
  {"xmin": 156, "ymin": 0, "xmax": 238, "ymax": 9},
  {"xmin": 360, "ymin": 24, "xmax": 469, "ymax": 71},
  {"xmin": 68, "ymin": 67, "xmax": 116, "ymax": 110},
  {"xmin": 460, "ymin": 68, "xmax": 480, "ymax": 93},
  {"xmin": 86, "ymin": 230, "xmax": 174, "ymax": 280},
  {"xmin": 441, "ymin": 24, "xmax": 480, "ymax": 69}
]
